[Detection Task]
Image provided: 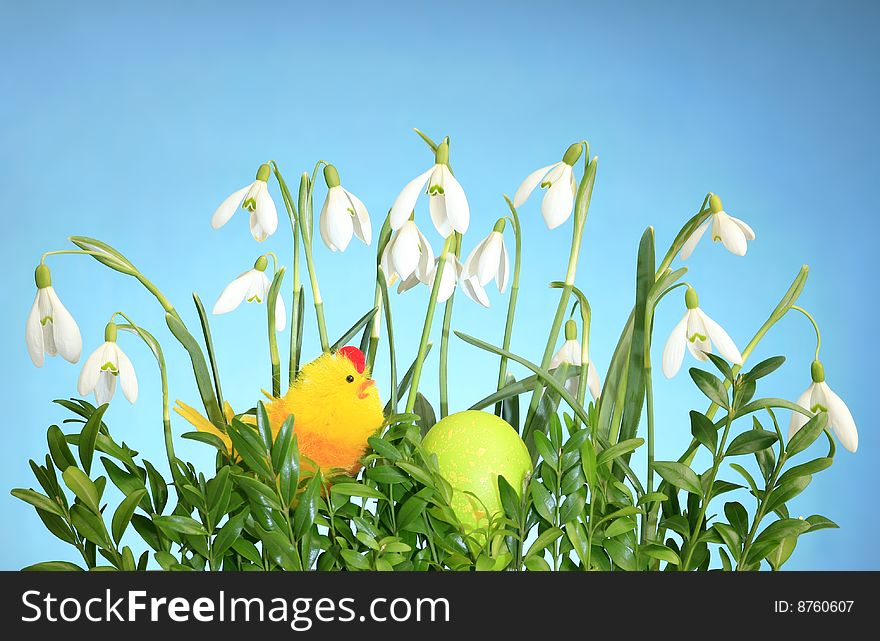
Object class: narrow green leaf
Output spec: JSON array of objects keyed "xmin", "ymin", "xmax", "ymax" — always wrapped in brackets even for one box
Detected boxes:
[
  {"xmin": 641, "ymin": 543, "xmax": 680, "ymax": 565},
  {"xmin": 47, "ymin": 425, "xmax": 77, "ymax": 472},
  {"xmin": 11, "ymin": 489, "xmax": 64, "ymax": 517},
  {"xmin": 526, "ymin": 527, "xmax": 564, "ymax": 557},
  {"xmin": 597, "ymin": 438, "xmax": 644, "ymax": 466},
  {"xmin": 331, "ymin": 307, "xmax": 379, "ymax": 352},
  {"xmin": 112, "ymin": 489, "xmax": 147, "ymax": 545},
  {"xmin": 786, "ymin": 411, "xmax": 828, "ymax": 458},
  {"xmin": 77, "ymin": 403, "xmax": 108, "ymax": 475},
  {"xmin": 618, "ymin": 227, "xmax": 655, "ymax": 448},
  {"xmin": 742, "ymin": 356, "xmax": 786, "ymax": 382},
  {"xmin": 765, "ymin": 475, "xmax": 812, "ymax": 514},
  {"xmin": 724, "ymin": 502, "xmax": 749, "ymax": 538},
  {"xmin": 330, "ymin": 482, "xmax": 386, "ymax": 501},
  {"xmin": 725, "ymin": 429, "xmax": 778, "ymax": 456},
  {"xmin": 580, "ymin": 439, "xmax": 598, "ymax": 490},
  {"xmin": 653, "ymin": 461, "xmax": 702, "ymax": 496},
  {"xmin": 212, "ymin": 510, "xmax": 249, "ymax": 558},
  {"xmin": 689, "ymin": 368, "xmax": 729, "ymax": 408},
  {"xmin": 165, "ymin": 312, "xmax": 223, "ymax": 425},
  {"xmin": 153, "ymin": 515, "xmax": 208, "ymax": 536},
  {"xmin": 690, "ymin": 411, "xmax": 717, "ymax": 453},
  {"xmin": 62, "ymin": 466, "xmax": 100, "ymax": 512}
]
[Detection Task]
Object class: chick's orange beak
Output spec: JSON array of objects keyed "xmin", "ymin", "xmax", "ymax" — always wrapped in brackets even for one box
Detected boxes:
[{"xmin": 357, "ymin": 378, "xmax": 375, "ymax": 399}]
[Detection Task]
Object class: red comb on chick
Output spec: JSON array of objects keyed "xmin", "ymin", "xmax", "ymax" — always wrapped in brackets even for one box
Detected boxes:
[{"xmin": 338, "ymin": 346, "xmax": 366, "ymax": 373}]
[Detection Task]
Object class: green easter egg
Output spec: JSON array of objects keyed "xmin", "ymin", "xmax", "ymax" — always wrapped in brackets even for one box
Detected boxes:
[{"xmin": 422, "ymin": 410, "xmax": 532, "ymax": 531}]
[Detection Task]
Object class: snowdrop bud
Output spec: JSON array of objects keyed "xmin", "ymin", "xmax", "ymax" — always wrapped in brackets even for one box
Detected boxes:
[
  {"xmin": 34, "ymin": 264, "xmax": 51, "ymax": 289},
  {"xmin": 565, "ymin": 319, "xmax": 578, "ymax": 341},
  {"xmin": 255, "ymin": 163, "xmax": 271, "ymax": 183},
  {"xmin": 104, "ymin": 321, "xmax": 118, "ymax": 343},
  {"xmin": 562, "ymin": 143, "xmax": 583, "ymax": 166},
  {"xmin": 709, "ymin": 194, "xmax": 723, "ymax": 214},
  {"xmin": 811, "ymin": 360, "xmax": 826, "ymax": 383},
  {"xmin": 323, "ymin": 164, "xmax": 341, "ymax": 189},
  {"xmin": 685, "ymin": 286, "xmax": 700, "ymax": 310},
  {"xmin": 435, "ymin": 142, "xmax": 450, "ymax": 165},
  {"xmin": 254, "ymin": 255, "xmax": 269, "ymax": 272},
  {"xmin": 493, "ymin": 218, "xmax": 506, "ymax": 233}
]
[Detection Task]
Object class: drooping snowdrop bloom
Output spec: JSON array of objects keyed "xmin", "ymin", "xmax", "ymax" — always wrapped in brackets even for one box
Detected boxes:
[
  {"xmin": 513, "ymin": 143, "xmax": 582, "ymax": 229},
  {"xmin": 318, "ymin": 164, "xmax": 371, "ymax": 252},
  {"xmin": 211, "ymin": 163, "xmax": 279, "ymax": 242},
  {"xmin": 398, "ymin": 254, "xmax": 462, "ymax": 303},
  {"xmin": 212, "ymin": 256, "xmax": 286, "ymax": 331},
  {"xmin": 662, "ymin": 286, "xmax": 742, "ymax": 379},
  {"xmin": 380, "ymin": 220, "xmax": 434, "ymax": 286},
  {"xmin": 389, "ymin": 142, "xmax": 469, "ymax": 237},
  {"xmin": 461, "ymin": 219, "xmax": 510, "ymax": 304},
  {"xmin": 77, "ymin": 322, "xmax": 138, "ymax": 405},
  {"xmin": 789, "ymin": 360, "xmax": 858, "ymax": 453},
  {"xmin": 680, "ymin": 194, "xmax": 755, "ymax": 259},
  {"xmin": 25, "ymin": 264, "xmax": 82, "ymax": 367},
  {"xmin": 550, "ymin": 320, "xmax": 602, "ymax": 400}
]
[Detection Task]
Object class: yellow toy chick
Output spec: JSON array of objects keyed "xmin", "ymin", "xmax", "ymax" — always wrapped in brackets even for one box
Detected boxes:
[{"xmin": 175, "ymin": 346, "xmax": 385, "ymax": 477}]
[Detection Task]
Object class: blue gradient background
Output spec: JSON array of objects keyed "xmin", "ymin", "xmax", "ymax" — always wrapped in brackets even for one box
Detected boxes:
[{"xmin": 1, "ymin": 0, "xmax": 877, "ymax": 570}]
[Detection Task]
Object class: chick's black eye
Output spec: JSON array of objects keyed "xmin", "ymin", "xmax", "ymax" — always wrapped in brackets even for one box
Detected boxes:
[{"xmin": 346, "ymin": 375, "xmax": 355, "ymax": 383}]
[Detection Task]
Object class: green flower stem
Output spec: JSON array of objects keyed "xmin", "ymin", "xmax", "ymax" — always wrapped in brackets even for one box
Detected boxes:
[
  {"xmin": 439, "ymin": 233, "xmax": 462, "ymax": 419},
  {"xmin": 406, "ymin": 235, "xmax": 455, "ymax": 413},
  {"xmin": 495, "ymin": 197, "xmax": 523, "ymax": 416},
  {"xmin": 681, "ymin": 410, "xmax": 735, "ymax": 571},
  {"xmin": 113, "ymin": 314, "xmax": 176, "ymax": 476},
  {"xmin": 269, "ymin": 162, "xmax": 303, "ymax": 384},
  {"xmin": 296, "ymin": 172, "xmax": 330, "ymax": 352},
  {"xmin": 642, "ymin": 363, "xmax": 656, "ymax": 546},
  {"xmin": 41, "ymin": 249, "xmax": 107, "ymax": 263},
  {"xmin": 524, "ymin": 148, "xmax": 595, "ymax": 438},
  {"xmin": 377, "ymin": 268, "xmax": 398, "ymax": 412},
  {"xmin": 738, "ymin": 444, "xmax": 788, "ymax": 569},
  {"xmin": 267, "ymin": 268, "xmax": 286, "ymax": 397},
  {"xmin": 791, "ymin": 305, "xmax": 822, "ymax": 361},
  {"xmin": 368, "ymin": 214, "xmax": 394, "ymax": 372}
]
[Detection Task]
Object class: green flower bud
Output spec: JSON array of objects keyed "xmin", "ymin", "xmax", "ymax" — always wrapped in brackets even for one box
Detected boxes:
[
  {"xmin": 709, "ymin": 194, "xmax": 723, "ymax": 214},
  {"xmin": 255, "ymin": 163, "xmax": 271, "ymax": 183},
  {"xmin": 493, "ymin": 218, "xmax": 507, "ymax": 233},
  {"xmin": 323, "ymin": 164, "xmax": 341, "ymax": 189},
  {"xmin": 104, "ymin": 321, "xmax": 118, "ymax": 343},
  {"xmin": 565, "ymin": 319, "xmax": 578, "ymax": 340},
  {"xmin": 811, "ymin": 360, "xmax": 825, "ymax": 383},
  {"xmin": 435, "ymin": 142, "xmax": 450, "ymax": 165},
  {"xmin": 35, "ymin": 264, "xmax": 51, "ymax": 289},
  {"xmin": 685, "ymin": 286, "xmax": 700, "ymax": 310},
  {"xmin": 562, "ymin": 143, "xmax": 583, "ymax": 166},
  {"xmin": 254, "ymin": 255, "xmax": 269, "ymax": 272}
]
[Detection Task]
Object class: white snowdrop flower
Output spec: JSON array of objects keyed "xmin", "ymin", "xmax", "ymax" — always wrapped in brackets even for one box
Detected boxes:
[
  {"xmin": 550, "ymin": 320, "xmax": 602, "ymax": 400},
  {"xmin": 25, "ymin": 264, "xmax": 82, "ymax": 367},
  {"xmin": 461, "ymin": 219, "xmax": 510, "ymax": 301},
  {"xmin": 397, "ymin": 254, "xmax": 462, "ymax": 304},
  {"xmin": 789, "ymin": 360, "xmax": 858, "ymax": 453},
  {"xmin": 211, "ymin": 163, "xmax": 279, "ymax": 242},
  {"xmin": 212, "ymin": 256, "xmax": 286, "ymax": 331},
  {"xmin": 380, "ymin": 220, "xmax": 434, "ymax": 287},
  {"xmin": 77, "ymin": 322, "xmax": 138, "ymax": 405},
  {"xmin": 513, "ymin": 143, "xmax": 582, "ymax": 229},
  {"xmin": 389, "ymin": 142, "xmax": 469, "ymax": 237},
  {"xmin": 662, "ymin": 287, "xmax": 743, "ymax": 379},
  {"xmin": 680, "ymin": 194, "xmax": 755, "ymax": 259},
  {"xmin": 318, "ymin": 164, "xmax": 371, "ymax": 252}
]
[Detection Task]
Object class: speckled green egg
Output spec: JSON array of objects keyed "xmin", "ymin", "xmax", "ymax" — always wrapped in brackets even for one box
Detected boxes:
[{"xmin": 421, "ymin": 410, "xmax": 532, "ymax": 531}]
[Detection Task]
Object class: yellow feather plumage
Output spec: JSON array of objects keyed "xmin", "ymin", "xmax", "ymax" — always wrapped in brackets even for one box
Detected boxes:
[{"xmin": 174, "ymin": 350, "xmax": 384, "ymax": 477}]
